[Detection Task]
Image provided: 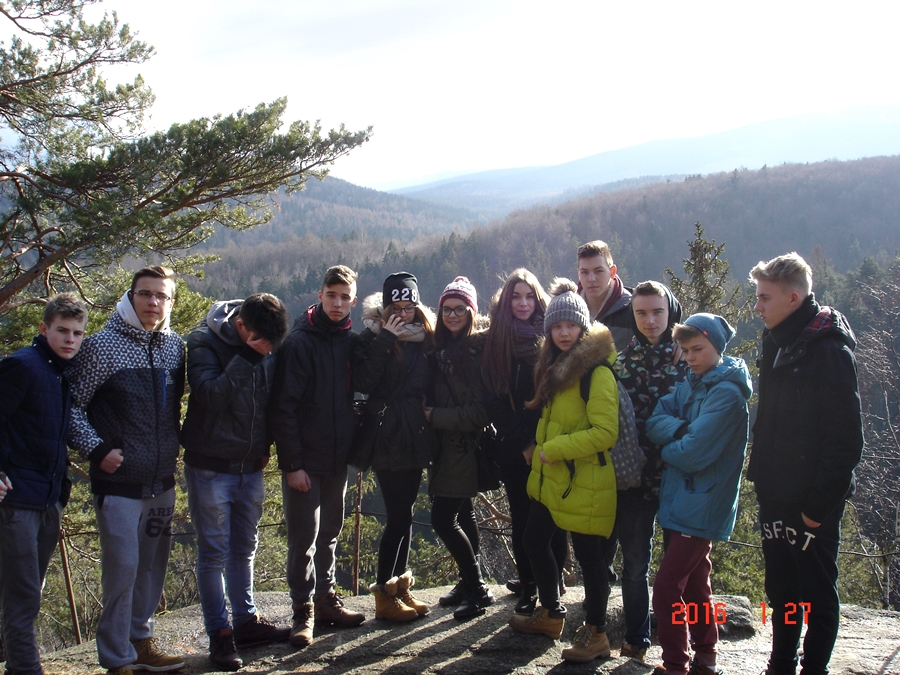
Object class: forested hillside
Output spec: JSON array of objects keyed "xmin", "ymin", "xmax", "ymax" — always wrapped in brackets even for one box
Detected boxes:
[
  {"xmin": 190, "ymin": 155, "xmax": 900, "ymax": 319},
  {"xmin": 201, "ymin": 176, "xmax": 480, "ymax": 247}
]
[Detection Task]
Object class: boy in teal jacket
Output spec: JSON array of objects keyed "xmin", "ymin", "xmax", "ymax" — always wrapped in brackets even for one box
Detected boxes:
[{"xmin": 646, "ymin": 314, "xmax": 751, "ymax": 675}]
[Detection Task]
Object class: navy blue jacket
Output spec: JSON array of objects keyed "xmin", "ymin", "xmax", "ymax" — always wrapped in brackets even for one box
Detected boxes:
[{"xmin": 0, "ymin": 335, "xmax": 73, "ymax": 510}]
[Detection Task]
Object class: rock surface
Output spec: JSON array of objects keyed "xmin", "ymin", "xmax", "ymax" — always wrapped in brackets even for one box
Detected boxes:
[{"xmin": 35, "ymin": 587, "xmax": 900, "ymax": 674}]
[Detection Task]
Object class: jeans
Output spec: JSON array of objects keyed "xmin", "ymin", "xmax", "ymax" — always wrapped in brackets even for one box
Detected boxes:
[
  {"xmin": 759, "ymin": 501, "xmax": 843, "ymax": 675},
  {"xmin": 525, "ymin": 500, "xmax": 609, "ymax": 629},
  {"xmin": 616, "ymin": 487, "xmax": 658, "ymax": 649},
  {"xmin": 652, "ymin": 530, "xmax": 716, "ymax": 674},
  {"xmin": 0, "ymin": 503, "xmax": 61, "ymax": 675},
  {"xmin": 185, "ymin": 467, "xmax": 264, "ymax": 634},
  {"xmin": 94, "ymin": 489, "xmax": 175, "ymax": 670},
  {"xmin": 500, "ymin": 460, "xmax": 567, "ymax": 585},
  {"xmin": 282, "ymin": 469, "xmax": 348, "ymax": 605}
]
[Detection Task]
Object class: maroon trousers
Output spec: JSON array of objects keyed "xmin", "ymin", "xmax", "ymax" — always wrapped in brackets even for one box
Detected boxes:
[{"xmin": 651, "ymin": 530, "xmax": 717, "ymax": 674}]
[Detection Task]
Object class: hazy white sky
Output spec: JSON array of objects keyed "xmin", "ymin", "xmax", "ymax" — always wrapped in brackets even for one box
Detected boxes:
[{"xmin": 103, "ymin": 0, "xmax": 900, "ymax": 189}]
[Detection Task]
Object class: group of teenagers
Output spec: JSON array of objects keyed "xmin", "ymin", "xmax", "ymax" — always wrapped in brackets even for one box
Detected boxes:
[{"xmin": 0, "ymin": 239, "xmax": 862, "ymax": 675}]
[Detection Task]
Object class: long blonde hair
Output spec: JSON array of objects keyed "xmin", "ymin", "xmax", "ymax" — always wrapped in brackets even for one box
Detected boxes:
[{"xmin": 482, "ymin": 269, "xmax": 549, "ymax": 397}]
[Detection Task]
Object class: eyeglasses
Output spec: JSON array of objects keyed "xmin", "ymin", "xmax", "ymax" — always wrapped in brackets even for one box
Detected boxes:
[
  {"xmin": 394, "ymin": 305, "xmax": 417, "ymax": 316},
  {"xmin": 441, "ymin": 306, "xmax": 469, "ymax": 317},
  {"xmin": 133, "ymin": 290, "xmax": 173, "ymax": 303}
]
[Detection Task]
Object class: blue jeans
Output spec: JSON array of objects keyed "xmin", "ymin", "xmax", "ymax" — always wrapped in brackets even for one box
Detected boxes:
[
  {"xmin": 616, "ymin": 487, "xmax": 658, "ymax": 649},
  {"xmin": 186, "ymin": 467, "xmax": 264, "ymax": 634}
]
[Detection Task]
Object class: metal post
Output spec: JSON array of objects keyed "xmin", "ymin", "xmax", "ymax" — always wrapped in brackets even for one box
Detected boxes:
[
  {"xmin": 58, "ymin": 529, "xmax": 82, "ymax": 645},
  {"xmin": 353, "ymin": 470, "xmax": 363, "ymax": 595}
]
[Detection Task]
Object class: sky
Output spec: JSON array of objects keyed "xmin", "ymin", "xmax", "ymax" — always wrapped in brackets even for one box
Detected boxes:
[{"xmin": 100, "ymin": 0, "xmax": 900, "ymax": 190}]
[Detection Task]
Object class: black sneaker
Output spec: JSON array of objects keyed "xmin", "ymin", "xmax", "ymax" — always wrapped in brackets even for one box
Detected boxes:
[
  {"xmin": 233, "ymin": 614, "xmax": 290, "ymax": 649},
  {"xmin": 209, "ymin": 629, "xmax": 242, "ymax": 672}
]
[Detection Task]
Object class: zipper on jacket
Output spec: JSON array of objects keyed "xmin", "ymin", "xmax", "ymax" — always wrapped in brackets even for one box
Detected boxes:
[{"xmin": 242, "ymin": 365, "xmax": 258, "ymax": 474}]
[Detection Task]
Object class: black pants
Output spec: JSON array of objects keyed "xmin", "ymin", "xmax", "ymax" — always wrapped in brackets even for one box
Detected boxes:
[
  {"xmin": 759, "ymin": 501, "xmax": 843, "ymax": 675},
  {"xmin": 500, "ymin": 460, "xmax": 567, "ymax": 585},
  {"xmin": 374, "ymin": 468, "xmax": 423, "ymax": 584},
  {"xmin": 431, "ymin": 496, "xmax": 479, "ymax": 573},
  {"xmin": 524, "ymin": 499, "xmax": 609, "ymax": 629}
]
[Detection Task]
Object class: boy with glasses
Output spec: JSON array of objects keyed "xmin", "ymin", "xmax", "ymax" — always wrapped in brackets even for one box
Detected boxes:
[{"xmin": 69, "ymin": 266, "xmax": 186, "ymax": 674}]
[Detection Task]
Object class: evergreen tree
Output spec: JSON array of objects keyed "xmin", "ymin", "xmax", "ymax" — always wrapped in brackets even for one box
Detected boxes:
[{"xmin": 0, "ymin": 0, "xmax": 370, "ymax": 318}]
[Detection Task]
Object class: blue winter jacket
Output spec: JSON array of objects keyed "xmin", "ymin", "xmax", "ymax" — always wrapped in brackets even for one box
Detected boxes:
[
  {"xmin": 0, "ymin": 335, "xmax": 73, "ymax": 510},
  {"xmin": 646, "ymin": 356, "xmax": 751, "ymax": 541}
]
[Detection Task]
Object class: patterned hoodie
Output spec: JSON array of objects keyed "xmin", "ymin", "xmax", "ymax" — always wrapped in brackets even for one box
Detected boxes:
[{"xmin": 68, "ymin": 291, "xmax": 185, "ymax": 499}]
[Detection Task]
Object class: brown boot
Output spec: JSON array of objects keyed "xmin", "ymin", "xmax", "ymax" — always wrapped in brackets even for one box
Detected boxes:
[
  {"xmin": 289, "ymin": 602, "xmax": 314, "ymax": 648},
  {"xmin": 508, "ymin": 606, "xmax": 565, "ymax": 639},
  {"xmin": 370, "ymin": 579, "xmax": 419, "ymax": 622},
  {"xmin": 561, "ymin": 623, "xmax": 610, "ymax": 662},
  {"xmin": 315, "ymin": 591, "xmax": 365, "ymax": 627},
  {"xmin": 392, "ymin": 571, "xmax": 430, "ymax": 616}
]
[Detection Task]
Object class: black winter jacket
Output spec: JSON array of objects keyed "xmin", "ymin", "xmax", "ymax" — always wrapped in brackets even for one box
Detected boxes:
[
  {"xmin": 484, "ymin": 356, "xmax": 541, "ymax": 469},
  {"xmin": 0, "ymin": 335, "xmax": 73, "ymax": 510},
  {"xmin": 270, "ymin": 306, "xmax": 357, "ymax": 475},
  {"xmin": 748, "ymin": 294, "xmax": 864, "ymax": 523},
  {"xmin": 181, "ymin": 300, "xmax": 275, "ymax": 474},
  {"xmin": 353, "ymin": 324, "xmax": 433, "ymax": 473},
  {"xmin": 69, "ymin": 310, "xmax": 185, "ymax": 499}
]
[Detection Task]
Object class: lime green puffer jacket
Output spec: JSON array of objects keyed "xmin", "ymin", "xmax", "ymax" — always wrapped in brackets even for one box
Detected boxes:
[{"xmin": 527, "ymin": 324, "xmax": 618, "ymax": 537}]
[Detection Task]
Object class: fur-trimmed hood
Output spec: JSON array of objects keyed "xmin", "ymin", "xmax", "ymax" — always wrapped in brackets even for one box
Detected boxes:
[
  {"xmin": 544, "ymin": 323, "xmax": 617, "ymax": 399},
  {"xmin": 360, "ymin": 291, "xmax": 438, "ymax": 333}
]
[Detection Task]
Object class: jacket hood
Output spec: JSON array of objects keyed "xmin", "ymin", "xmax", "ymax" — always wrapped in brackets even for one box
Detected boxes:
[
  {"xmin": 205, "ymin": 299, "xmax": 244, "ymax": 347},
  {"xmin": 545, "ymin": 322, "xmax": 617, "ymax": 398},
  {"xmin": 690, "ymin": 355, "xmax": 752, "ymax": 399},
  {"xmin": 631, "ymin": 283, "xmax": 683, "ymax": 345},
  {"xmin": 116, "ymin": 289, "xmax": 172, "ymax": 331},
  {"xmin": 800, "ymin": 305, "xmax": 857, "ymax": 352}
]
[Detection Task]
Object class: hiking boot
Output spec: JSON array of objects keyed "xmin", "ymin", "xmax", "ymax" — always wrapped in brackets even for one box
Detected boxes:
[
  {"xmin": 508, "ymin": 606, "xmax": 565, "ymax": 639},
  {"xmin": 130, "ymin": 637, "xmax": 185, "ymax": 672},
  {"xmin": 620, "ymin": 642, "xmax": 648, "ymax": 662},
  {"xmin": 315, "ymin": 591, "xmax": 365, "ymax": 627},
  {"xmin": 371, "ymin": 579, "xmax": 419, "ymax": 622},
  {"xmin": 561, "ymin": 623, "xmax": 610, "ymax": 662},
  {"xmin": 208, "ymin": 629, "xmax": 241, "ymax": 672},
  {"xmin": 289, "ymin": 602, "xmax": 315, "ymax": 647},
  {"xmin": 233, "ymin": 614, "xmax": 290, "ymax": 649},
  {"xmin": 107, "ymin": 668, "xmax": 133, "ymax": 675},
  {"xmin": 439, "ymin": 579, "xmax": 467, "ymax": 606},
  {"xmin": 687, "ymin": 658, "xmax": 721, "ymax": 675},
  {"xmin": 453, "ymin": 583, "xmax": 495, "ymax": 621},
  {"xmin": 505, "ymin": 578, "xmax": 524, "ymax": 595},
  {"xmin": 513, "ymin": 582, "xmax": 537, "ymax": 615},
  {"xmin": 392, "ymin": 571, "xmax": 430, "ymax": 616}
]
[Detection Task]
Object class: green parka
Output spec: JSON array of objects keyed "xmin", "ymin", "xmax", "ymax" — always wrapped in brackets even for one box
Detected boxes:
[
  {"xmin": 428, "ymin": 331, "xmax": 490, "ymax": 498},
  {"xmin": 527, "ymin": 324, "xmax": 618, "ymax": 537}
]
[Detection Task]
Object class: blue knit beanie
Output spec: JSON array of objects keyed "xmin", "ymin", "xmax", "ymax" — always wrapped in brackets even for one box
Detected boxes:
[{"xmin": 683, "ymin": 313, "xmax": 735, "ymax": 354}]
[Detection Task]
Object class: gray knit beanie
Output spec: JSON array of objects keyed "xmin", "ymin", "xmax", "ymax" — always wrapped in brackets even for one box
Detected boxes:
[
  {"xmin": 683, "ymin": 313, "xmax": 735, "ymax": 354},
  {"xmin": 544, "ymin": 278, "xmax": 591, "ymax": 334}
]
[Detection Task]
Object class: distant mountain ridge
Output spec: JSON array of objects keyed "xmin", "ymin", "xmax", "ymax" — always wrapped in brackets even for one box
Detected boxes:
[{"xmin": 393, "ymin": 107, "xmax": 900, "ymax": 218}]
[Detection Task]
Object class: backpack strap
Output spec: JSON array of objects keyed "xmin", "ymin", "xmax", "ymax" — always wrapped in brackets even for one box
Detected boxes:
[{"xmin": 580, "ymin": 361, "xmax": 616, "ymax": 402}]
